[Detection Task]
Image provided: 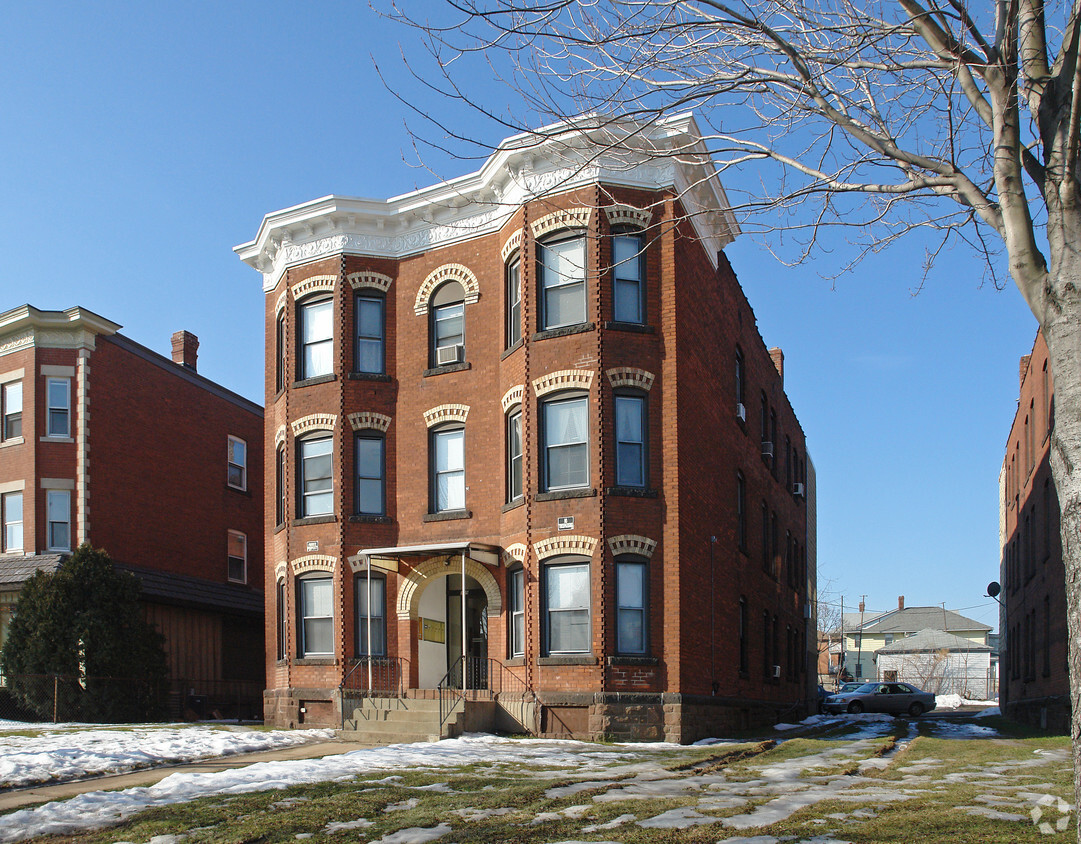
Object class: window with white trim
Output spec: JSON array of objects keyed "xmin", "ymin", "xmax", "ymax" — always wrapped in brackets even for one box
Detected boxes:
[
  {"xmin": 354, "ymin": 433, "xmax": 385, "ymax": 516},
  {"xmin": 615, "ymin": 556, "xmax": 647, "ymax": 655},
  {"xmin": 354, "ymin": 292, "xmax": 385, "ymax": 374},
  {"xmin": 1, "ymin": 492, "xmax": 22, "ymax": 553},
  {"xmin": 506, "ymin": 408, "xmax": 523, "ymax": 503},
  {"xmin": 227, "ymin": 436, "xmax": 247, "ymax": 490},
  {"xmin": 46, "ymin": 378, "xmax": 70, "ymax": 437},
  {"xmin": 355, "ymin": 571, "xmax": 386, "ymax": 656},
  {"xmin": 614, "ymin": 393, "xmax": 646, "ymax": 488},
  {"xmin": 1, "ymin": 381, "xmax": 21, "ymax": 442},
  {"xmin": 275, "ymin": 444, "xmax": 286, "ymax": 526},
  {"xmin": 538, "ymin": 233, "xmax": 587, "ymax": 330},
  {"xmin": 275, "ymin": 310, "xmax": 285, "ymax": 393},
  {"xmin": 543, "ymin": 557, "xmax": 590, "ymax": 655},
  {"xmin": 508, "ymin": 566, "xmax": 525, "ymax": 658},
  {"xmin": 298, "ymin": 297, "xmax": 333, "ymax": 380},
  {"xmin": 276, "ymin": 578, "xmax": 287, "ymax": 661},
  {"xmin": 506, "ymin": 256, "xmax": 522, "ymax": 347},
  {"xmin": 612, "ymin": 231, "xmax": 645, "ymax": 324},
  {"xmin": 430, "ymin": 282, "xmax": 465, "ymax": 367},
  {"xmin": 298, "ymin": 575, "xmax": 333, "ymax": 657},
  {"xmin": 431, "ymin": 426, "xmax": 465, "ymax": 512},
  {"xmin": 542, "ymin": 394, "xmax": 588, "ymax": 491},
  {"xmin": 46, "ymin": 489, "xmax": 70, "ymax": 551},
  {"xmin": 298, "ymin": 434, "xmax": 333, "ymax": 517},
  {"xmin": 227, "ymin": 530, "xmax": 247, "ymax": 583}
]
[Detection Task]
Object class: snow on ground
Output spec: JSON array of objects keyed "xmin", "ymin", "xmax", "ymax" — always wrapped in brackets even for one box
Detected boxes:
[
  {"xmin": 0, "ymin": 724, "xmax": 336, "ymax": 790},
  {"xmin": 935, "ymin": 694, "xmax": 998, "ymax": 709}
]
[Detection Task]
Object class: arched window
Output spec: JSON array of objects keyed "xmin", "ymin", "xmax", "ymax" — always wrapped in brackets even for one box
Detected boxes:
[
  {"xmin": 537, "ymin": 232, "xmax": 587, "ymax": 330},
  {"xmin": 543, "ymin": 555, "xmax": 591, "ymax": 655},
  {"xmin": 298, "ymin": 433, "xmax": 333, "ymax": 517},
  {"xmin": 615, "ymin": 554, "xmax": 648, "ymax": 655},
  {"xmin": 297, "ymin": 296, "xmax": 333, "ymax": 380},
  {"xmin": 430, "ymin": 282, "xmax": 465, "ymax": 367},
  {"xmin": 355, "ymin": 571, "xmax": 387, "ymax": 657}
]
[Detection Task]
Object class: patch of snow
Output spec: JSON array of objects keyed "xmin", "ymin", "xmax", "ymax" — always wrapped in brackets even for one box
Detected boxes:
[
  {"xmin": 324, "ymin": 818, "xmax": 375, "ymax": 833},
  {"xmin": 368, "ymin": 822, "xmax": 451, "ymax": 844},
  {"xmin": 935, "ymin": 695, "xmax": 998, "ymax": 710},
  {"xmin": 637, "ymin": 806, "xmax": 717, "ymax": 829},
  {"xmin": 384, "ymin": 798, "xmax": 419, "ymax": 812},
  {"xmin": 450, "ymin": 807, "xmax": 515, "ymax": 821},
  {"xmin": 956, "ymin": 805, "xmax": 1028, "ymax": 822},
  {"xmin": 974, "ymin": 706, "xmax": 1001, "ymax": 718},
  {"xmin": 581, "ymin": 813, "xmax": 636, "ymax": 832}
]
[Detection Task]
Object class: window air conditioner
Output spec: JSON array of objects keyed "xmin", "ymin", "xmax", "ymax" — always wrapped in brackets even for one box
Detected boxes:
[
  {"xmin": 792, "ymin": 482, "xmax": 805, "ymax": 497},
  {"xmin": 761, "ymin": 441, "xmax": 774, "ymax": 459},
  {"xmin": 772, "ymin": 664, "xmax": 782, "ymax": 679},
  {"xmin": 736, "ymin": 402, "xmax": 746, "ymax": 423},
  {"xmin": 436, "ymin": 344, "xmax": 464, "ymax": 366}
]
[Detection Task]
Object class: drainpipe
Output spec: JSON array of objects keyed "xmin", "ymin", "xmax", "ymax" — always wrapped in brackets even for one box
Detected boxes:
[
  {"xmin": 462, "ymin": 550, "xmax": 468, "ymax": 685},
  {"xmin": 367, "ymin": 554, "xmax": 373, "ymax": 694}
]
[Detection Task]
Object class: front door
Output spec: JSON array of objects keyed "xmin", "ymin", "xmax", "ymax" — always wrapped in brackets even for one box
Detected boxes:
[{"xmin": 448, "ymin": 575, "xmax": 488, "ymax": 689}]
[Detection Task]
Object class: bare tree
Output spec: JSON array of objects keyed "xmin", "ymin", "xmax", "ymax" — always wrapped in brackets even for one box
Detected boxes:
[{"xmin": 385, "ymin": 0, "xmax": 1081, "ymax": 824}]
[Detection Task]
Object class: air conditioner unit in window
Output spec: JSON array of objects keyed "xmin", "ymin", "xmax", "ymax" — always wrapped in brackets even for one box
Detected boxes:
[
  {"xmin": 736, "ymin": 402, "xmax": 746, "ymax": 423},
  {"xmin": 772, "ymin": 664, "xmax": 782, "ymax": 679},
  {"xmin": 436, "ymin": 344, "xmax": 463, "ymax": 366},
  {"xmin": 792, "ymin": 482, "xmax": 805, "ymax": 497},
  {"xmin": 761, "ymin": 441, "xmax": 774, "ymax": 459}
]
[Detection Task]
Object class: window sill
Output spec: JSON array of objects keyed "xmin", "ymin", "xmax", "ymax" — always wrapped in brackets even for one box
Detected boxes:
[
  {"xmin": 606, "ymin": 655, "xmax": 657, "ymax": 666},
  {"xmin": 348, "ymin": 372, "xmax": 393, "ymax": 382},
  {"xmin": 501, "ymin": 339, "xmax": 523, "ymax": 361},
  {"xmin": 501, "ymin": 498, "xmax": 525, "ymax": 513},
  {"xmin": 423, "ymin": 509, "xmax": 472, "ymax": 522},
  {"xmin": 295, "ymin": 657, "xmax": 337, "ymax": 666},
  {"xmin": 293, "ymin": 374, "xmax": 337, "ymax": 388},
  {"xmin": 606, "ymin": 486, "xmax": 658, "ymax": 499},
  {"xmin": 423, "ymin": 361, "xmax": 471, "ymax": 377},
  {"xmin": 533, "ymin": 322, "xmax": 595, "ymax": 341},
  {"xmin": 41, "ymin": 436, "xmax": 74, "ymax": 444},
  {"xmin": 0, "ymin": 437, "xmax": 24, "ymax": 449},
  {"xmin": 505, "ymin": 657, "xmax": 525, "ymax": 667},
  {"xmin": 227, "ymin": 577, "xmax": 247, "ymax": 585},
  {"xmin": 274, "ymin": 523, "xmax": 285, "ymax": 535},
  {"xmin": 291, "ymin": 515, "xmax": 336, "ymax": 527},
  {"xmin": 603, "ymin": 320, "xmax": 654, "ymax": 334},
  {"xmin": 538, "ymin": 655, "xmax": 597, "ymax": 666},
  {"xmin": 536, "ymin": 488, "xmax": 596, "ymax": 502},
  {"xmin": 349, "ymin": 514, "xmax": 394, "ymax": 524}
]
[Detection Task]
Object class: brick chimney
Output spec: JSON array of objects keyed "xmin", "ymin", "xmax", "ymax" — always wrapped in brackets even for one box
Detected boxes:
[
  {"xmin": 769, "ymin": 347, "xmax": 784, "ymax": 386},
  {"xmin": 1020, "ymin": 354, "xmax": 1031, "ymax": 389},
  {"xmin": 898, "ymin": 595, "xmax": 905, "ymax": 611},
  {"xmin": 171, "ymin": 331, "xmax": 199, "ymax": 372}
]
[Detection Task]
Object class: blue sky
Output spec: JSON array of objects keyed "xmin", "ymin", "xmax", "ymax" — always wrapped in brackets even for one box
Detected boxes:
[{"xmin": 0, "ymin": 2, "xmax": 1034, "ymax": 630}]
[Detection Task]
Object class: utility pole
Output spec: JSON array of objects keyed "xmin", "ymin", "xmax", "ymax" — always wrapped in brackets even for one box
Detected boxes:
[{"xmin": 856, "ymin": 596, "xmax": 867, "ymax": 681}]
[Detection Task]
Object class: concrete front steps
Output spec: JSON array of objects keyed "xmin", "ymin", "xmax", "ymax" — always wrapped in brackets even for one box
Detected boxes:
[{"xmin": 340, "ymin": 696, "xmax": 466, "ymax": 744}]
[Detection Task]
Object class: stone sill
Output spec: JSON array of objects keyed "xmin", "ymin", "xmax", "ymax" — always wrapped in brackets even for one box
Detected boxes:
[
  {"xmin": 501, "ymin": 498, "xmax": 525, "ymax": 513},
  {"xmin": 538, "ymin": 655, "xmax": 597, "ymax": 666},
  {"xmin": 293, "ymin": 374, "xmax": 337, "ymax": 389},
  {"xmin": 348, "ymin": 372, "xmax": 392, "ymax": 382},
  {"xmin": 423, "ymin": 509, "xmax": 472, "ymax": 522},
  {"xmin": 602, "ymin": 320, "xmax": 655, "ymax": 334},
  {"xmin": 294, "ymin": 657, "xmax": 337, "ymax": 666},
  {"xmin": 533, "ymin": 322, "xmax": 595, "ymax": 342},
  {"xmin": 292, "ymin": 515, "xmax": 336, "ymax": 527},
  {"xmin": 501, "ymin": 339, "xmax": 523, "ymax": 361},
  {"xmin": 423, "ymin": 361, "xmax": 471, "ymax": 377},
  {"xmin": 536, "ymin": 488, "xmax": 596, "ymax": 502},
  {"xmin": 349, "ymin": 514, "xmax": 394, "ymax": 524},
  {"xmin": 606, "ymin": 486, "xmax": 658, "ymax": 499},
  {"xmin": 606, "ymin": 656, "xmax": 658, "ymax": 666}
]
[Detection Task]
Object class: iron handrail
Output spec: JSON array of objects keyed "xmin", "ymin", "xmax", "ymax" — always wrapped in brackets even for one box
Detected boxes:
[
  {"xmin": 340, "ymin": 655, "xmax": 409, "ymax": 697},
  {"xmin": 436, "ymin": 656, "xmax": 539, "ymax": 730}
]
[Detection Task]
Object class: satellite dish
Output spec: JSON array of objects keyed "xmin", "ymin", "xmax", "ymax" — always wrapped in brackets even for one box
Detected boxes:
[{"xmin": 987, "ymin": 581, "xmax": 1001, "ymax": 598}]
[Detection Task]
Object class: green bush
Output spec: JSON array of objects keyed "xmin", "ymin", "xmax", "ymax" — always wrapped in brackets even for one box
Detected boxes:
[{"xmin": 0, "ymin": 545, "xmax": 167, "ymax": 722}]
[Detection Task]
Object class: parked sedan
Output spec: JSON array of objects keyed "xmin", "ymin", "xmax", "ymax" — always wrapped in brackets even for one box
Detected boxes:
[{"xmin": 822, "ymin": 682, "xmax": 937, "ymax": 717}]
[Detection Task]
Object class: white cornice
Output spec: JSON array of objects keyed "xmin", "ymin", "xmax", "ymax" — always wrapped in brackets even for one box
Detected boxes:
[
  {"xmin": 0, "ymin": 306, "xmax": 121, "ymax": 357},
  {"xmin": 236, "ymin": 113, "xmax": 741, "ymax": 292}
]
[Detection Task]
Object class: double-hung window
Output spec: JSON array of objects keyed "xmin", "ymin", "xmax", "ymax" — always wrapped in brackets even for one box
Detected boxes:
[
  {"xmin": 612, "ymin": 232, "xmax": 645, "ymax": 324},
  {"xmin": 509, "ymin": 567, "xmax": 525, "ymax": 657},
  {"xmin": 736, "ymin": 472, "xmax": 746, "ymax": 551},
  {"xmin": 47, "ymin": 489, "xmax": 70, "ymax": 551},
  {"xmin": 1, "ymin": 381, "xmax": 21, "ymax": 441},
  {"xmin": 2, "ymin": 492, "xmax": 22, "ymax": 553},
  {"xmin": 614, "ymin": 394, "xmax": 646, "ymax": 487},
  {"xmin": 432, "ymin": 427, "xmax": 465, "ymax": 512},
  {"xmin": 355, "ymin": 572, "xmax": 386, "ymax": 656},
  {"xmin": 275, "ymin": 445, "xmax": 286, "ymax": 526},
  {"xmin": 543, "ymin": 395, "xmax": 588, "ymax": 491},
  {"xmin": 431, "ymin": 283, "xmax": 465, "ymax": 366},
  {"xmin": 354, "ymin": 293, "xmax": 385, "ymax": 374},
  {"xmin": 299, "ymin": 435, "xmax": 333, "ymax": 517},
  {"xmin": 298, "ymin": 576, "xmax": 333, "ymax": 657},
  {"xmin": 355, "ymin": 434, "xmax": 385, "ymax": 516},
  {"xmin": 538, "ymin": 234, "xmax": 587, "ymax": 329},
  {"xmin": 227, "ymin": 530, "xmax": 247, "ymax": 583},
  {"xmin": 506, "ymin": 409, "xmax": 523, "ymax": 503},
  {"xmin": 47, "ymin": 378, "xmax": 70, "ymax": 437},
  {"xmin": 615, "ymin": 557, "xmax": 647, "ymax": 655},
  {"xmin": 299, "ymin": 297, "xmax": 333, "ymax": 380},
  {"xmin": 275, "ymin": 311, "xmax": 285, "ymax": 393},
  {"xmin": 506, "ymin": 257, "xmax": 522, "ymax": 347},
  {"xmin": 544, "ymin": 559, "xmax": 590, "ymax": 654},
  {"xmin": 227, "ymin": 436, "xmax": 247, "ymax": 490},
  {"xmin": 276, "ymin": 579, "xmax": 287, "ymax": 661}
]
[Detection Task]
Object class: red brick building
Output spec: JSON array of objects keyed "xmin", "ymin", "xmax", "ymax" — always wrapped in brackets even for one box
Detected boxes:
[
  {"xmin": 1000, "ymin": 329, "xmax": 1067, "ymax": 730},
  {"xmin": 0, "ymin": 305, "xmax": 264, "ymax": 716},
  {"xmin": 237, "ymin": 115, "xmax": 814, "ymax": 741}
]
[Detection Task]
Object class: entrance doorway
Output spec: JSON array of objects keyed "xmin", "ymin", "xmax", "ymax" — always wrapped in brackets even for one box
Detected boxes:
[{"xmin": 416, "ymin": 572, "xmax": 488, "ymax": 688}]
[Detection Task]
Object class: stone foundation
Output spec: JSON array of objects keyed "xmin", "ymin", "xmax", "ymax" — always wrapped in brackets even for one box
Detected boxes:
[
  {"xmin": 1004, "ymin": 695, "xmax": 1070, "ymax": 733},
  {"xmin": 264, "ymin": 687, "xmax": 342, "ymax": 729}
]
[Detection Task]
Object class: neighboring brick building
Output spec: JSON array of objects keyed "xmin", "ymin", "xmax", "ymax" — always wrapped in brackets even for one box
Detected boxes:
[
  {"xmin": 999, "ymin": 329, "xmax": 1067, "ymax": 730},
  {"xmin": 236, "ymin": 115, "xmax": 815, "ymax": 741},
  {"xmin": 0, "ymin": 305, "xmax": 264, "ymax": 717}
]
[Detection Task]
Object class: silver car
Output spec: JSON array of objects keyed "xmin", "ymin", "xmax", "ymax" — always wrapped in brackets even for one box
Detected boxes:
[{"xmin": 822, "ymin": 681, "xmax": 937, "ymax": 717}]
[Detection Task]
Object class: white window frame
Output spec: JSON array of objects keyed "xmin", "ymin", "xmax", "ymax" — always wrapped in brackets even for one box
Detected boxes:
[
  {"xmin": 1, "ymin": 379, "xmax": 22, "ymax": 443},
  {"xmin": 227, "ymin": 530, "xmax": 247, "ymax": 583},
  {"xmin": 612, "ymin": 232, "xmax": 645, "ymax": 324},
  {"xmin": 543, "ymin": 559, "xmax": 591, "ymax": 655},
  {"xmin": 432, "ymin": 427, "xmax": 465, "ymax": 513},
  {"xmin": 355, "ymin": 572, "xmax": 387, "ymax": 657},
  {"xmin": 509, "ymin": 567, "xmax": 525, "ymax": 658},
  {"xmin": 298, "ymin": 297, "xmax": 333, "ymax": 381},
  {"xmin": 299, "ymin": 434, "xmax": 334, "ymax": 517},
  {"xmin": 615, "ymin": 558, "xmax": 647, "ymax": 655},
  {"xmin": 507, "ymin": 408, "xmax": 523, "ymax": 503},
  {"xmin": 46, "ymin": 489, "xmax": 71, "ymax": 551},
  {"xmin": 538, "ymin": 234, "xmax": 587, "ymax": 330},
  {"xmin": 227, "ymin": 436, "xmax": 247, "ymax": 491},
  {"xmin": 46, "ymin": 378, "xmax": 70, "ymax": 438},
  {"xmin": 299, "ymin": 575, "xmax": 334, "ymax": 657},
  {"xmin": 542, "ymin": 394, "xmax": 589, "ymax": 491},
  {"xmin": 2, "ymin": 491, "xmax": 23, "ymax": 554}
]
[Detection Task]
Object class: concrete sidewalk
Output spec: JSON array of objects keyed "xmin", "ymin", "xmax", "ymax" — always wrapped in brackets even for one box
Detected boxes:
[{"xmin": 0, "ymin": 739, "xmax": 375, "ymax": 813}]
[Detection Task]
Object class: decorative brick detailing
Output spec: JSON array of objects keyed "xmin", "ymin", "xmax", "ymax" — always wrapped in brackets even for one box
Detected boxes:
[
  {"xmin": 606, "ymin": 367, "xmax": 655, "ymax": 391},
  {"xmin": 501, "ymin": 228, "xmax": 524, "ymax": 262},
  {"xmin": 414, "ymin": 264, "xmax": 480, "ymax": 315},
  {"xmin": 291, "ymin": 555, "xmax": 337, "ymax": 575},
  {"xmin": 531, "ymin": 207, "xmax": 592, "ymax": 239},
  {"xmin": 501, "ymin": 385, "xmax": 524, "ymax": 413},
  {"xmin": 607, "ymin": 534, "xmax": 658, "ymax": 559},
  {"xmin": 502, "ymin": 543, "xmax": 527, "ymax": 566},
  {"xmin": 291, "ymin": 274, "xmax": 337, "ymax": 299},
  {"xmin": 532, "ymin": 369, "xmax": 595, "ymax": 397},
  {"xmin": 347, "ymin": 271, "xmax": 393, "ymax": 292},
  {"xmin": 290, "ymin": 413, "xmax": 338, "ymax": 436},
  {"xmin": 274, "ymin": 290, "xmax": 287, "ymax": 315},
  {"xmin": 396, "ymin": 557, "xmax": 502, "ymax": 619},
  {"xmin": 605, "ymin": 204, "xmax": 652, "ymax": 230},
  {"xmin": 534, "ymin": 535, "xmax": 598, "ymax": 561},
  {"xmin": 423, "ymin": 403, "xmax": 470, "ymax": 428},
  {"xmin": 347, "ymin": 411, "xmax": 391, "ymax": 432},
  {"xmin": 274, "ymin": 425, "xmax": 287, "ymax": 448},
  {"xmin": 275, "ymin": 561, "xmax": 287, "ymax": 581}
]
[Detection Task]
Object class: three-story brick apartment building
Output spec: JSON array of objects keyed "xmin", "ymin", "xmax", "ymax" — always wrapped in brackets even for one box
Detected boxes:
[
  {"xmin": 1000, "ymin": 328, "xmax": 1067, "ymax": 731},
  {"xmin": 236, "ymin": 115, "xmax": 815, "ymax": 741},
  {"xmin": 0, "ymin": 305, "xmax": 264, "ymax": 717}
]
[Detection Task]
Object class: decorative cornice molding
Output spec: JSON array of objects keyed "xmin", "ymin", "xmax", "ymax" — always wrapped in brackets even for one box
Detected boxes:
[
  {"xmin": 606, "ymin": 367, "xmax": 655, "ymax": 391},
  {"xmin": 533, "ymin": 369, "xmax": 595, "ymax": 397},
  {"xmin": 291, "ymin": 274, "xmax": 337, "ymax": 299},
  {"xmin": 0, "ymin": 330, "xmax": 34, "ymax": 358},
  {"xmin": 414, "ymin": 264, "xmax": 481, "ymax": 316},
  {"xmin": 502, "ymin": 543, "xmax": 528, "ymax": 567},
  {"xmin": 291, "ymin": 413, "xmax": 338, "ymax": 436},
  {"xmin": 534, "ymin": 535, "xmax": 598, "ymax": 561},
  {"xmin": 531, "ymin": 207, "xmax": 592, "ymax": 240},
  {"xmin": 501, "ymin": 228, "xmax": 524, "ymax": 262},
  {"xmin": 501, "ymin": 385, "xmax": 524, "ymax": 413},
  {"xmin": 423, "ymin": 404, "xmax": 470, "ymax": 428},
  {"xmin": 291, "ymin": 555, "xmax": 337, "ymax": 574},
  {"xmin": 605, "ymin": 204, "xmax": 652, "ymax": 230},
  {"xmin": 274, "ymin": 425, "xmax": 287, "ymax": 448},
  {"xmin": 348, "ymin": 411, "xmax": 391, "ymax": 432},
  {"xmin": 608, "ymin": 534, "xmax": 658, "ymax": 559},
  {"xmin": 347, "ymin": 271, "xmax": 393, "ymax": 292}
]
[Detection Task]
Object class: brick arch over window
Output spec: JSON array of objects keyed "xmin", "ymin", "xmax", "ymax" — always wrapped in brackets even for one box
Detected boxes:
[
  {"xmin": 274, "ymin": 425, "xmax": 287, "ymax": 448},
  {"xmin": 275, "ymin": 290, "xmax": 288, "ymax": 316},
  {"xmin": 291, "ymin": 413, "xmax": 338, "ymax": 437},
  {"xmin": 501, "ymin": 385, "xmax": 524, "ymax": 413},
  {"xmin": 606, "ymin": 367, "xmax": 655, "ymax": 391},
  {"xmin": 532, "ymin": 369, "xmax": 595, "ymax": 398},
  {"xmin": 534, "ymin": 535, "xmax": 598, "ymax": 561},
  {"xmin": 348, "ymin": 411, "xmax": 391, "ymax": 432},
  {"xmin": 501, "ymin": 229, "xmax": 524, "ymax": 262},
  {"xmin": 423, "ymin": 404, "xmax": 470, "ymax": 428},
  {"xmin": 347, "ymin": 271, "xmax": 393, "ymax": 293},
  {"xmin": 605, "ymin": 204, "xmax": 652, "ymax": 230},
  {"xmin": 291, "ymin": 555, "xmax": 337, "ymax": 575},
  {"xmin": 274, "ymin": 561, "xmax": 288, "ymax": 580},
  {"xmin": 608, "ymin": 534, "xmax": 658, "ymax": 559},
  {"xmin": 396, "ymin": 557, "xmax": 502, "ymax": 620},
  {"xmin": 502, "ymin": 543, "xmax": 527, "ymax": 567},
  {"xmin": 531, "ymin": 208, "xmax": 592, "ymax": 239},
  {"xmin": 414, "ymin": 264, "xmax": 480, "ymax": 316},
  {"xmin": 291, "ymin": 274, "xmax": 337, "ymax": 299}
]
